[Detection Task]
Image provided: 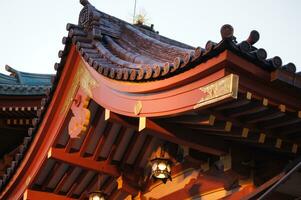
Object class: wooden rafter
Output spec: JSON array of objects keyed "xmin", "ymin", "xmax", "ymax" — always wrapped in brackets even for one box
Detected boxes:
[
  {"xmin": 78, "ymin": 107, "xmax": 103, "ymax": 157},
  {"xmin": 47, "ymin": 147, "xmax": 120, "ymax": 177},
  {"xmin": 105, "ymin": 127, "xmax": 127, "ymax": 163},
  {"xmin": 107, "ymin": 112, "xmax": 227, "ymax": 156},
  {"xmin": 66, "ymin": 170, "xmax": 88, "ymax": 197},
  {"xmin": 78, "ymin": 174, "xmax": 98, "ymax": 200},
  {"xmin": 23, "ymin": 189, "xmax": 76, "ymax": 200},
  {"xmin": 93, "ymin": 122, "xmax": 113, "ymax": 160},
  {"xmin": 41, "ymin": 162, "xmax": 61, "ymax": 190},
  {"xmin": 109, "ymin": 176, "xmax": 140, "ymax": 200},
  {"xmin": 53, "ymin": 166, "xmax": 75, "ymax": 194}
]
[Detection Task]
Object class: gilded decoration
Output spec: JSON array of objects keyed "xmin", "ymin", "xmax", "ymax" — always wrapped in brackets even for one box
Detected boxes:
[
  {"xmin": 134, "ymin": 101, "xmax": 143, "ymax": 115},
  {"xmin": 68, "ymin": 91, "xmax": 91, "ymax": 138},
  {"xmin": 61, "ymin": 62, "xmax": 99, "ymax": 115},
  {"xmin": 194, "ymin": 74, "xmax": 239, "ymax": 109}
]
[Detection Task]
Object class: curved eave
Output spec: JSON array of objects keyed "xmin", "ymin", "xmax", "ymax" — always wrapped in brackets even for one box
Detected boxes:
[
  {"xmin": 0, "ymin": 84, "xmax": 51, "ymax": 96},
  {"xmin": 82, "ymin": 48, "xmax": 301, "ymax": 116},
  {"xmin": 0, "ymin": 45, "xmax": 79, "ymax": 200},
  {"xmin": 82, "ymin": 52, "xmax": 239, "ymax": 117}
]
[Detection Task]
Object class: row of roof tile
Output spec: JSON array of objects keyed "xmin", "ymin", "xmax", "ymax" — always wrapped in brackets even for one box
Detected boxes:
[
  {"xmin": 55, "ymin": 0, "xmax": 299, "ymax": 83},
  {"xmin": 0, "ymin": 65, "xmax": 52, "ymax": 95},
  {"xmin": 0, "ymin": 97, "xmax": 48, "ymax": 191}
]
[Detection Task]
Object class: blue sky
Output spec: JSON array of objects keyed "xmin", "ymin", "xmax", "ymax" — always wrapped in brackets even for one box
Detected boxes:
[{"xmin": 0, "ymin": 0, "xmax": 300, "ymax": 74}]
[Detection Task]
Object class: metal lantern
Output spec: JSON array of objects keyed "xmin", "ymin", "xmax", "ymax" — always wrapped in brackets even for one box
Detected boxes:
[
  {"xmin": 89, "ymin": 191, "xmax": 106, "ymax": 200},
  {"xmin": 151, "ymin": 158, "xmax": 172, "ymax": 183}
]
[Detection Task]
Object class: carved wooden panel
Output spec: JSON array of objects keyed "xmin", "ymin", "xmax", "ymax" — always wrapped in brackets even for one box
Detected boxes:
[{"xmin": 68, "ymin": 89, "xmax": 90, "ymax": 138}]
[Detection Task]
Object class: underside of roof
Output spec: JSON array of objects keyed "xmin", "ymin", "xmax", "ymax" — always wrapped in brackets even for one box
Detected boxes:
[{"xmin": 1, "ymin": 0, "xmax": 301, "ymax": 200}]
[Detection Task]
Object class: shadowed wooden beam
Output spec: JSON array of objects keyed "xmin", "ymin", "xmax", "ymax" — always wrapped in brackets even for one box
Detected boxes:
[
  {"xmin": 66, "ymin": 170, "xmax": 88, "ymax": 197},
  {"xmin": 109, "ymin": 190, "xmax": 129, "ymax": 200},
  {"xmin": 143, "ymin": 118, "xmax": 227, "ymax": 156},
  {"xmin": 120, "ymin": 131, "xmax": 139, "ymax": 166},
  {"xmin": 273, "ymin": 123, "xmax": 301, "ymax": 136},
  {"xmin": 23, "ymin": 189, "xmax": 76, "ymax": 200},
  {"xmin": 164, "ymin": 114, "xmax": 215, "ymax": 126},
  {"xmin": 214, "ymin": 99, "xmax": 250, "ymax": 111},
  {"xmin": 228, "ymin": 104, "xmax": 267, "ymax": 118},
  {"xmin": 133, "ymin": 135, "xmax": 154, "ymax": 168},
  {"xmin": 102, "ymin": 177, "xmax": 116, "ymax": 195},
  {"xmin": 79, "ymin": 108, "xmax": 103, "ymax": 156},
  {"xmin": 243, "ymin": 110, "xmax": 285, "ymax": 124},
  {"xmin": 105, "ymin": 127, "xmax": 127, "ymax": 162},
  {"xmin": 78, "ymin": 175, "xmax": 98, "ymax": 200},
  {"xmin": 54, "ymin": 166, "xmax": 75, "ymax": 194},
  {"xmin": 93, "ymin": 122, "xmax": 113, "ymax": 160},
  {"xmin": 114, "ymin": 176, "xmax": 139, "ymax": 197},
  {"xmin": 259, "ymin": 117, "xmax": 301, "ymax": 129},
  {"xmin": 107, "ymin": 112, "xmax": 227, "ymax": 156},
  {"xmin": 41, "ymin": 162, "xmax": 61, "ymax": 190},
  {"xmin": 48, "ymin": 147, "xmax": 120, "ymax": 177}
]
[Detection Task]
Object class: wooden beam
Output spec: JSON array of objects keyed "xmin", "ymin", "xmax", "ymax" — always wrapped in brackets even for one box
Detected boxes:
[
  {"xmin": 48, "ymin": 147, "xmax": 120, "ymax": 177},
  {"xmin": 108, "ymin": 112, "xmax": 227, "ymax": 156},
  {"xmin": 143, "ymin": 118, "xmax": 227, "ymax": 156},
  {"xmin": 138, "ymin": 117, "xmax": 146, "ymax": 132},
  {"xmin": 242, "ymin": 172, "xmax": 284, "ymax": 200},
  {"xmin": 116, "ymin": 176, "xmax": 139, "ymax": 196},
  {"xmin": 79, "ymin": 108, "xmax": 103, "ymax": 156},
  {"xmin": 228, "ymin": 105, "xmax": 267, "ymax": 118},
  {"xmin": 120, "ymin": 131, "xmax": 139, "ymax": 166},
  {"xmin": 163, "ymin": 114, "xmax": 211, "ymax": 125},
  {"xmin": 133, "ymin": 135, "xmax": 153, "ymax": 168},
  {"xmin": 105, "ymin": 127, "xmax": 127, "ymax": 162},
  {"xmin": 259, "ymin": 117, "xmax": 300, "ymax": 129},
  {"xmin": 54, "ymin": 166, "xmax": 74, "ymax": 194},
  {"xmin": 23, "ymin": 189, "xmax": 76, "ymax": 200},
  {"xmin": 109, "ymin": 190, "xmax": 129, "ymax": 200},
  {"xmin": 214, "ymin": 99, "xmax": 250, "ymax": 111},
  {"xmin": 41, "ymin": 162, "xmax": 61, "ymax": 190},
  {"xmin": 243, "ymin": 111, "xmax": 285, "ymax": 124},
  {"xmin": 93, "ymin": 122, "xmax": 113, "ymax": 160},
  {"xmin": 66, "ymin": 170, "xmax": 87, "ymax": 197},
  {"xmin": 78, "ymin": 175, "xmax": 98, "ymax": 200}
]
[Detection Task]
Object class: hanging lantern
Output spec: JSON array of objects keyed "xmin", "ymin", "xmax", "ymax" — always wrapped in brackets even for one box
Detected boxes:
[
  {"xmin": 151, "ymin": 158, "xmax": 172, "ymax": 183},
  {"xmin": 89, "ymin": 191, "xmax": 106, "ymax": 200},
  {"xmin": 150, "ymin": 144, "xmax": 172, "ymax": 183}
]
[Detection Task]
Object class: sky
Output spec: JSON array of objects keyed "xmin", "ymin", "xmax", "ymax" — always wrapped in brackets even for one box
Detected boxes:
[{"xmin": 0, "ymin": 0, "xmax": 300, "ymax": 75}]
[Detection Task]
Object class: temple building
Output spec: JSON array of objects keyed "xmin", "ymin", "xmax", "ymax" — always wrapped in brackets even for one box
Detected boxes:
[{"xmin": 0, "ymin": 0, "xmax": 301, "ymax": 199}]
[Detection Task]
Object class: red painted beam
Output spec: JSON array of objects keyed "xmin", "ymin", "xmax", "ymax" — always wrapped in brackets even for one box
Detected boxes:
[
  {"xmin": 144, "ymin": 118, "xmax": 227, "ymax": 156},
  {"xmin": 85, "ymin": 58, "xmax": 229, "ymax": 117},
  {"xmin": 108, "ymin": 112, "xmax": 227, "ymax": 156},
  {"xmin": 23, "ymin": 189, "xmax": 76, "ymax": 200},
  {"xmin": 47, "ymin": 147, "xmax": 120, "ymax": 177}
]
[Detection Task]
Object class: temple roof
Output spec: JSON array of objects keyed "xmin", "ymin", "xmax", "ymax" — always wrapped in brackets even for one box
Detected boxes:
[
  {"xmin": 0, "ymin": 65, "xmax": 52, "ymax": 95},
  {"xmin": 54, "ymin": 0, "xmax": 299, "ymax": 83},
  {"xmin": 1, "ymin": 1, "xmax": 301, "ymax": 199}
]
